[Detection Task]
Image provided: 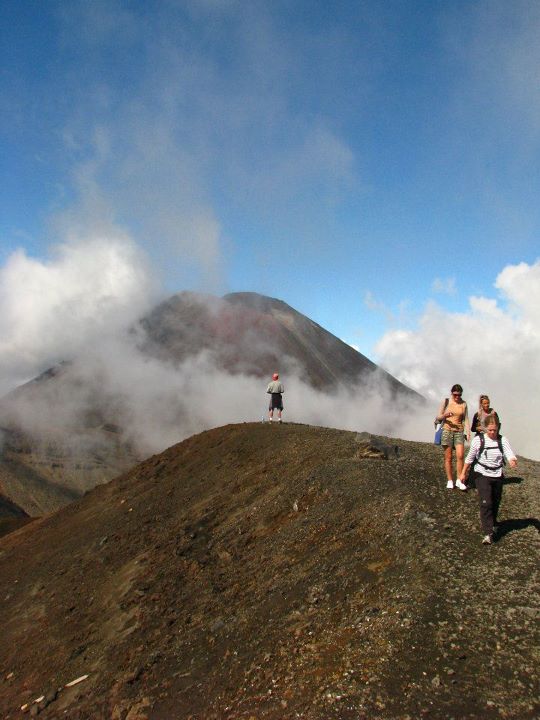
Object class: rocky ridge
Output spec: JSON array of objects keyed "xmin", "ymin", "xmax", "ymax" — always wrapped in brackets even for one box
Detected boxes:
[{"xmin": 0, "ymin": 422, "xmax": 538, "ymax": 719}]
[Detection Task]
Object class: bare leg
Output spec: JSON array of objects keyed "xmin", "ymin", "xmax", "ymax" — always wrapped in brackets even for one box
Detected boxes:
[
  {"xmin": 268, "ymin": 409, "xmax": 273, "ymax": 421},
  {"xmin": 455, "ymin": 443, "xmax": 465, "ymax": 479},
  {"xmin": 444, "ymin": 446, "xmax": 454, "ymax": 482}
]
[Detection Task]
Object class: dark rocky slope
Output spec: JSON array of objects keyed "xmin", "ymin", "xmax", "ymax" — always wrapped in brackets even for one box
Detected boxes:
[
  {"xmin": 0, "ymin": 491, "xmax": 31, "ymax": 539},
  {"xmin": 0, "ymin": 423, "xmax": 538, "ymax": 719}
]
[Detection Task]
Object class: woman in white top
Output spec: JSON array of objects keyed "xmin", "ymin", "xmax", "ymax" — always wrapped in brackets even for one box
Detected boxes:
[{"xmin": 459, "ymin": 414, "xmax": 517, "ymax": 545}]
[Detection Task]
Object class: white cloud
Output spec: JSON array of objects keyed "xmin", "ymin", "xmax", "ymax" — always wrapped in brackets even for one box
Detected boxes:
[
  {"xmin": 375, "ymin": 260, "xmax": 540, "ymax": 459},
  {"xmin": 495, "ymin": 261, "xmax": 540, "ymax": 325},
  {"xmin": 0, "ymin": 233, "xmax": 428, "ymax": 468},
  {"xmin": 2, "ymin": 341, "xmax": 425, "ymax": 459},
  {"xmin": 0, "ymin": 233, "xmax": 156, "ymax": 396}
]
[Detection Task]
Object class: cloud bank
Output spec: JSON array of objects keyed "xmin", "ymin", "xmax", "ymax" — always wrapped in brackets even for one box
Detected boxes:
[
  {"xmin": 375, "ymin": 260, "xmax": 540, "ymax": 460},
  {"xmin": 0, "ymin": 230, "xmax": 428, "ymax": 466},
  {"xmin": 0, "ymin": 234, "xmax": 155, "ymax": 397},
  {"xmin": 1, "ymin": 229, "xmax": 536, "ymax": 466}
]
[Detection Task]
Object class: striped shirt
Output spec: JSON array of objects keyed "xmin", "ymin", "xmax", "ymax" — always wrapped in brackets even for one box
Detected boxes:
[{"xmin": 466, "ymin": 434, "xmax": 516, "ymax": 478}]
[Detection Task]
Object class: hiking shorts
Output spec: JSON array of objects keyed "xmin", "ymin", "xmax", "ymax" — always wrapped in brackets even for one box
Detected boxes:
[
  {"xmin": 269, "ymin": 393, "xmax": 283, "ymax": 410},
  {"xmin": 441, "ymin": 429, "xmax": 465, "ymax": 448}
]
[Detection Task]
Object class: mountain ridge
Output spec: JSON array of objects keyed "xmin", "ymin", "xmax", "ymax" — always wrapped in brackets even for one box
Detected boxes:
[
  {"xmin": 0, "ymin": 423, "xmax": 540, "ymax": 720},
  {"xmin": 0, "ymin": 421, "xmax": 538, "ymax": 719}
]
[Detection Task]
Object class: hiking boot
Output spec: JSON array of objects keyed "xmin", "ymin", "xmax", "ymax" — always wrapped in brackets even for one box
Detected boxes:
[
  {"xmin": 446, "ymin": 480, "xmax": 454, "ymax": 489},
  {"xmin": 456, "ymin": 480, "xmax": 467, "ymax": 491},
  {"xmin": 482, "ymin": 534, "xmax": 493, "ymax": 545}
]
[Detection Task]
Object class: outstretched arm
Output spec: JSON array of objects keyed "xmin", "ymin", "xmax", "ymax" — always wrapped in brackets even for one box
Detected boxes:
[{"xmin": 502, "ymin": 437, "xmax": 518, "ymax": 468}]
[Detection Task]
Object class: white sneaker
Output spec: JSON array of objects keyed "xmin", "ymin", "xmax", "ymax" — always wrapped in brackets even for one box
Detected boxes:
[
  {"xmin": 456, "ymin": 480, "xmax": 467, "ymax": 491},
  {"xmin": 446, "ymin": 480, "xmax": 454, "ymax": 489},
  {"xmin": 482, "ymin": 534, "xmax": 493, "ymax": 545}
]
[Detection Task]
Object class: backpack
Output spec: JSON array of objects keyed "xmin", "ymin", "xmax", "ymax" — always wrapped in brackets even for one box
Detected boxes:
[
  {"xmin": 475, "ymin": 433, "xmax": 506, "ymax": 471},
  {"xmin": 433, "ymin": 398, "xmax": 448, "ymax": 445}
]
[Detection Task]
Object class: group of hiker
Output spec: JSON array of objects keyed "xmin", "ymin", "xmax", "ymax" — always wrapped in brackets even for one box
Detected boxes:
[
  {"xmin": 266, "ymin": 373, "xmax": 517, "ymax": 546},
  {"xmin": 435, "ymin": 384, "xmax": 518, "ymax": 545}
]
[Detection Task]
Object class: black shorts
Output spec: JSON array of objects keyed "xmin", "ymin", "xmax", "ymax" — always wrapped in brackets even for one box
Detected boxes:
[{"xmin": 269, "ymin": 393, "xmax": 283, "ymax": 410}]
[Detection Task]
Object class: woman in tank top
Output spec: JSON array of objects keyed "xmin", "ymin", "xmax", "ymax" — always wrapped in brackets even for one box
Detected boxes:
[
  {"xmin": 435, "ymin": 383, "xmax": 470, "ymax": 490},
  {"xmin": 471, "ymin": 394, "xmax": 500, "ymax": 436}
]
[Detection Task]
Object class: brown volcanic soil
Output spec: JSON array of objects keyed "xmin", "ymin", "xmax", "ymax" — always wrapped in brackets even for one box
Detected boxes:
[
  {"xmin": 0, "ymin": 423, "xmax": 538, "ymax": 720},
  {"xmin": 0, "ymin": 492, "xmax": 32, "ymax": 539}
]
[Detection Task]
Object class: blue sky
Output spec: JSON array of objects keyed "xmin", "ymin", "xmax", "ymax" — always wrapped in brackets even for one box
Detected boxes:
[{"xmin": 1, "ymin": 1, "xmax": 539, "ymax": 366}]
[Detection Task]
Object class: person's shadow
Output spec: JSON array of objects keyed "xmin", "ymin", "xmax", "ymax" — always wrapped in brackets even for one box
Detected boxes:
[
  {"xmin": 495, "ymin": 517, "xmax": 540, "ymax": 540},
  {"xmin": 502, "ymin": 475, "xmax": 524, "ymax": 485}
]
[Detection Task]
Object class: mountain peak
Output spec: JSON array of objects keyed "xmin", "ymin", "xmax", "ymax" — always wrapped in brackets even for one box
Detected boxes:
[{"xmin": 223, "ymin": 291, "xmax": 294, "ymax": 314}]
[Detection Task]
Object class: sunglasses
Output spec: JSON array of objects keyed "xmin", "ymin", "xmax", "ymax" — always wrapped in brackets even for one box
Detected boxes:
[{"xmin": 452, "ymin": 392, "xmax": 462, "ymax": 397}]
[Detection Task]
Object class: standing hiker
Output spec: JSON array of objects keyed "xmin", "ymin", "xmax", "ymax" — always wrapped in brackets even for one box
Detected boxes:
[
  {"xmin": 459, "ymin": 414, "xmax": 517, "ymax": 545},
  {"xmin": 435, "ymin": 384, "xmax": 470, "ymax": 490},
  {"xmin": 267, "ymin": 372, "xmax": 284, "ymax": 422}
]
